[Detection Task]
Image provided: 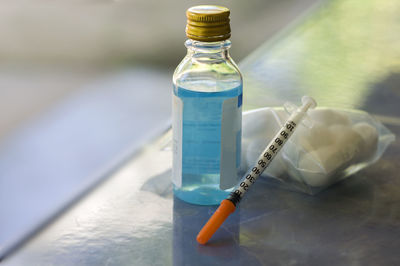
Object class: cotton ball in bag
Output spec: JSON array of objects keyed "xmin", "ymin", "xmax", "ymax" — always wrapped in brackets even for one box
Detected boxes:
[
  {"xmin": 288, "ymin": 109, "xmax": 349, "ymax": 158},
  {"xmin": 330, "ymin": 124, "xmax": 365, "ymax": 165},
  {"xmin": 299, "ymin": 124, "xmax": 365, "ymax": 187},
  {"xmin": 352, "ymin": 122, "xmax": 378, "ymax": 161},
  {"xmin": 298, "ymin": 146, "xmax": 337, "ymax": 187},
  {"xmin": 294, "ymin": 122, "xmax": 335, "ymax": 152},
  {"xmin": 308, "ymin": 109, "xmax": 351, "ymax": 126}
]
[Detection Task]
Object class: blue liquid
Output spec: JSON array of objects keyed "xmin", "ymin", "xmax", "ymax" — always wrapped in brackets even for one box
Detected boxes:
[{"xmin": 173, "ymin": 84, "xmax": 242, "ymax": 205}]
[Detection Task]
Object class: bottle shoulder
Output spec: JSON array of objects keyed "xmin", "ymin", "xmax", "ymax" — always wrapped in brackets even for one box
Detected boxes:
[{"xmin": 173, "ymin": 54, "xmax": 242, "ymax": 92}]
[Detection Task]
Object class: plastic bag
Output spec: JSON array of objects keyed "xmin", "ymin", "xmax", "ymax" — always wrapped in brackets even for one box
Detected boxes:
[{"xmin": 241, "ymin": 107, "xmax": 395, "ymax": 195}]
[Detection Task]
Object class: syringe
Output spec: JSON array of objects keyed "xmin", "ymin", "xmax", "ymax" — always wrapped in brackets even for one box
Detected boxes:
[{"xmin": 196, "ymin": 96, "xmax": 317, "ymax": 245}]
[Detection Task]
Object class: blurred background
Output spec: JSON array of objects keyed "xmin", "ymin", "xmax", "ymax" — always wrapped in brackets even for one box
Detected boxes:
[{"xmin": 0, "ymin": 0, "xmax": 319, "ymax": 139}]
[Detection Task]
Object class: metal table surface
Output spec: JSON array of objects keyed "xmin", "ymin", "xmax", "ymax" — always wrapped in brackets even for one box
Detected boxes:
[{"xmin": 3, "ymin": 0, "xmax": 400, "ymax": 265}]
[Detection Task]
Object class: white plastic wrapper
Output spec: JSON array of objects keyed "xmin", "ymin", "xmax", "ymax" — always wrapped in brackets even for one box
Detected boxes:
[{"xmin": 241, "ymin": 107, "xmax": 395, "ymax": 195}]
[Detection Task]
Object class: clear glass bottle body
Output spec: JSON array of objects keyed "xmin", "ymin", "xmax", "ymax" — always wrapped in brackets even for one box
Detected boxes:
[{"xmin": 172, "ymin": 39, "xmax": 243, "ymax": 205}]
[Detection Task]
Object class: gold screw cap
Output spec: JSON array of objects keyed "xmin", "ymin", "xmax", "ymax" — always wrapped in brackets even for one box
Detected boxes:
[{"xmin": 186, "ymin": 5, "xmax": 231, "ymax": 42}]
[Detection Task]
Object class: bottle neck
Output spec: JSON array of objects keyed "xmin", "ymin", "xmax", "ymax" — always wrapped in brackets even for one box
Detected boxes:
[{"xmin": 185, "ymin": 39, "xmax": 231, "ymax": 58}]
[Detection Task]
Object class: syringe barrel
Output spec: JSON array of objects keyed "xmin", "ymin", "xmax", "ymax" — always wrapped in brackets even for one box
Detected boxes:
[{"xmin": 228, "ymin": 109, "xmax": 308, "ymax": 205}]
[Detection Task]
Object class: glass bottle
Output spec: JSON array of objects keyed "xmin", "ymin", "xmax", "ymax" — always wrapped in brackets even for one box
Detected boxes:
[{"xmin": 172, "ymin": 5, "xmax": 243, "ymax": 205}]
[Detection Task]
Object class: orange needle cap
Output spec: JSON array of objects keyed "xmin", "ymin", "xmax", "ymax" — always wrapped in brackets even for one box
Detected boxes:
[{"xmin": 196, "ymin": 199, "xmax": 236, "ymax": 244}]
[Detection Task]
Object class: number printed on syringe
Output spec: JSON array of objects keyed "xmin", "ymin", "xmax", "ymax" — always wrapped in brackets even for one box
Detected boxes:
[{"xmin": 233, "ymin": 120, "xmax": 298, "ymax": 199}]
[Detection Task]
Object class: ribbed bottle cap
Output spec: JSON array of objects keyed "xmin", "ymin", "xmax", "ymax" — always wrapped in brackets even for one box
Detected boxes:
[{"xmin": 186, "ymin": 5, "xmax": 231, "ymax": 42}]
